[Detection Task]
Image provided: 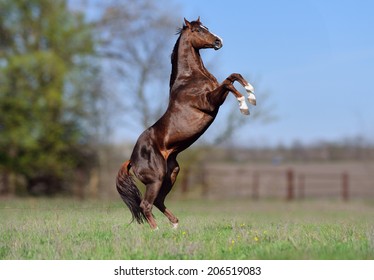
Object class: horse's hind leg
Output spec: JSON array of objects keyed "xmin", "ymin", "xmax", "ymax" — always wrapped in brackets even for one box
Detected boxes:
[
  {"xmin": 154, "ymin": 157, "xmax": 180, "ymax": 228},
  {"xmin": 155, "ymin": 198, "xmax": 179, "ymax": 229},
  {"xmin": 140, "ymin": 181, "xmax": 163, "ymax": 230},
  {"xmin": 132, "ymin": 145, "xmax": 166, "ymax": 230}
]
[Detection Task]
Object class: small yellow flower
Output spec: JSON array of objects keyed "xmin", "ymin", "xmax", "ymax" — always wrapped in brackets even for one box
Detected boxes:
[
  {"xmin": 254, "ymin": 236, "xmax": 259, "ymax": 242},
  {"xmin": 231, "ymin": 239, "xmax": 235, "ymax": 245}
]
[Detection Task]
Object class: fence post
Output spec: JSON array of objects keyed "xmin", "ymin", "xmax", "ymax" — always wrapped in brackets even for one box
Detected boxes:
[
  {"xmin": 252, "ymin": 171, "xmax": 259, "ymax": 200},
  {"xmin": 0, "ymin": 171, "xmax": 10, "ymax": 196},
  {"xmin": 298, "ymin": 173, "xmax": 305, "ymax": 200},
  {"xmin": 286, "ymin": 169, "xmax": 294, "ymax": 201},
  {"xmin": 180, "ymin": 166, "xmax": 190, "ymax": 196},
  {"xmin": 342, "ymin": 171, "xmax": 349, "ymax": 201},
  {"xmin": 201, "ymin": 164, "xmax": 209, "ymax": 198}
]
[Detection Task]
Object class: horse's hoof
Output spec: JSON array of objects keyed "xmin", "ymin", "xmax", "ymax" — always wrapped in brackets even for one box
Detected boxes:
[
  {"xmin": 240, "ymin": 108, "xmax": 250, "ymax": 115},
  {"xmin": 248, "ymin": 93, "xmax": 257, "ymax": 106}
]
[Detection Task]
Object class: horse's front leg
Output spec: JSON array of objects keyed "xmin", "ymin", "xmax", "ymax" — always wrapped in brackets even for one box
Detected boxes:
[
  {"xmin": 226, "ymin": 73, "xmax": 256, "ymax": 106},
  {"xmin": 207, "ymin": 83, "xmax": 249, "ymax": 115},
  {"xmin": 227, "ymin": 84, "xmax": 251, "ymax": 115},
  {"xmin": 208, "ymin": 75, "xmax": 256, "ymax": 115}
]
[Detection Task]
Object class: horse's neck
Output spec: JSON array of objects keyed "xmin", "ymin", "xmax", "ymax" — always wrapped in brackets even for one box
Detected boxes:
[{"xmin": 170, "ymin": 35, "xmax": 211, "ymax": 89}]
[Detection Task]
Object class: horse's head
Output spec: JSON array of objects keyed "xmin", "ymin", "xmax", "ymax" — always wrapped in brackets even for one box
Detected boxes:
[{"xmin": 183, "ymin": 17, "xmax": 223, "ymax": 50}]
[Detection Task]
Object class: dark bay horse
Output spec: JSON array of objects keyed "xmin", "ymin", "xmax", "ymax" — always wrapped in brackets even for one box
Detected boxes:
[{"xmin": 116, "ymin": 18, "xmax": 256, "ymax": 229}]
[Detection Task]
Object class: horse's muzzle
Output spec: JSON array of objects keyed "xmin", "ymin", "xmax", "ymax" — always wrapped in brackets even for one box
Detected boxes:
[{"xmin": 214, "ymin": 38, "xmax": 223, "ymax": 50}]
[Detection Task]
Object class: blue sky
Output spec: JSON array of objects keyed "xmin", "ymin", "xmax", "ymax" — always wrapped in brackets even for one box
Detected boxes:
[{"xmin": 173, "ymin": 0, "xmax": 374, "ymax": 146}]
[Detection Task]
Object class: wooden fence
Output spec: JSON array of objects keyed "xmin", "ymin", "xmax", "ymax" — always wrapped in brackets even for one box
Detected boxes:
[{"xmin": 198, "ymin": 162, "xmax": 374, "ymax": 200}]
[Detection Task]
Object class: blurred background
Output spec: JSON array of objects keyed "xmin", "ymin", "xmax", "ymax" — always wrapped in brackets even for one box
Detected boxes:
[{"xmin": 1, "ymin": 0, "xmax": 373, "ymax": 201}]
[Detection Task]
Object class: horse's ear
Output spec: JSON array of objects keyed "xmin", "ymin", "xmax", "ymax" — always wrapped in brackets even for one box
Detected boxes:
[
  {"xmin": 184, "ymin": 18, "xmax": 191, "ymax": 29},
  {"xmin": 196, "ymin": 16, "xmax": 201, "ymax": 23}
]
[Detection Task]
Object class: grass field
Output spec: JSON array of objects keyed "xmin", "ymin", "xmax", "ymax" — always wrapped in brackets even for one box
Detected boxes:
[{"xmin": 1, "ymin": 198, "xmax": 373, "ymax": 260}]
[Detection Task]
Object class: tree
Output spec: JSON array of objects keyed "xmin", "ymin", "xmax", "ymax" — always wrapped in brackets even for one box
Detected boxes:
[
  {"xmin": 91, "ymin": 0, "xmax": 180, "ymax": 133},
  {"xmin": 0, "ymin": 0, "xmax": 99, "ymax": 195}
]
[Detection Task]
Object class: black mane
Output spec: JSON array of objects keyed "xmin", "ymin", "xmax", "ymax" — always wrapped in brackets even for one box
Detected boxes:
[{"xmin": 169, "ymin": 30, "xmax": 183, "ymax": 89}]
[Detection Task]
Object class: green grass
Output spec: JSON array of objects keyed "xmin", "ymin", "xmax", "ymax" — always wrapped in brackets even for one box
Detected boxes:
[{"xmin": 1, "ymin": 198, "xmax": 373, "ymax": 259}]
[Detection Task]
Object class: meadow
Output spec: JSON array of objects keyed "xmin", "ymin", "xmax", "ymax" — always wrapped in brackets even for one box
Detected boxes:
[{"xmin": 1, "ymin": 198, "xmax": 373, "ymax": 260}]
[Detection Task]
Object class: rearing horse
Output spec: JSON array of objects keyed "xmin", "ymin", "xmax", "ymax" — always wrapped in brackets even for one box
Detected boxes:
[{"xmin": 116, "ymin": 18, "xmax": 256, "ymax": 229}]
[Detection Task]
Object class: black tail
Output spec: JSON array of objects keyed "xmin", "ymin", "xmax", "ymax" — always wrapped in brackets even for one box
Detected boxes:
[{"xmin": 116, "ymin": 161, "xmax": 147, "ymax": 224}]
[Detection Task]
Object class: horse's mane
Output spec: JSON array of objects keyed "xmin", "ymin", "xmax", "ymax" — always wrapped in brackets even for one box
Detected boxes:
[{"xmin": 169, "ymin": 26, "xmax": 186, "ymax": 89}]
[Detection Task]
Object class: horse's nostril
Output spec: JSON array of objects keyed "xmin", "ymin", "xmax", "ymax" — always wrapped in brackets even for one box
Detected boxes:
[{"xmin": 214, "ymin": 39, "xmax": 222, "ymax": 50}]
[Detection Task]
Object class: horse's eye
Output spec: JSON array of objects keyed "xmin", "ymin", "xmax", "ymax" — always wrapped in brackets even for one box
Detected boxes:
[{"xmin": 197, "ymin": 27, "xmax": 202, "ymax": 32}]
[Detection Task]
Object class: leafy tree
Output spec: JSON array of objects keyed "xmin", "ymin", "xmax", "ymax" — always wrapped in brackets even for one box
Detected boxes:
[{"xmin": 0, "ymin": 0, "xmax": 99, "ymax": 195}]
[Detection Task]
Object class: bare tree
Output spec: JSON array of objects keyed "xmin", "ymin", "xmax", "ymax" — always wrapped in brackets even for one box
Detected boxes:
[{"xmin": 92, "ymin": 0, "xmax": 180, "ymax": 133}]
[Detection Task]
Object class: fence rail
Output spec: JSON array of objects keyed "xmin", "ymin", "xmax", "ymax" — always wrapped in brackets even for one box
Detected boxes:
[{"xmin": 199, "ymin": 163, "xmax": 374, "ymax": 200}]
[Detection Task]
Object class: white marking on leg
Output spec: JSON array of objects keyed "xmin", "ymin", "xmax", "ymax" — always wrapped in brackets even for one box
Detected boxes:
[
  {"xmin": 248, "ymin": 92, "xmax": 257, "ymax": 106},
  {"xmin": 172, "ymin": 223, "xmax": 179, "ymax": 229},
  {"xmin": 237, "ymin": 96, "xmax": 249, "ymax": 115},
  {"xmin": 245, "ymin": 83, "xmax": 254, "ymax": 94},
  {"xmin": 245, "ymin": 83, "xmax": 256, "ymax": 106}
]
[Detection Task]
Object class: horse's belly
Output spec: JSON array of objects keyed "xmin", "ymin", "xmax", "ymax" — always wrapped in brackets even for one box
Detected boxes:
[{"xmin": 165, "ymin": 112, "xmax": 214, "ymax": 152}]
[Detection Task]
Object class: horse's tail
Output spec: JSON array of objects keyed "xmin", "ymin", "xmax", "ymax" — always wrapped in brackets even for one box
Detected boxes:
[{"xmin": 116, "ymin": 160, "xmax": 147, "ymax": 224}]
